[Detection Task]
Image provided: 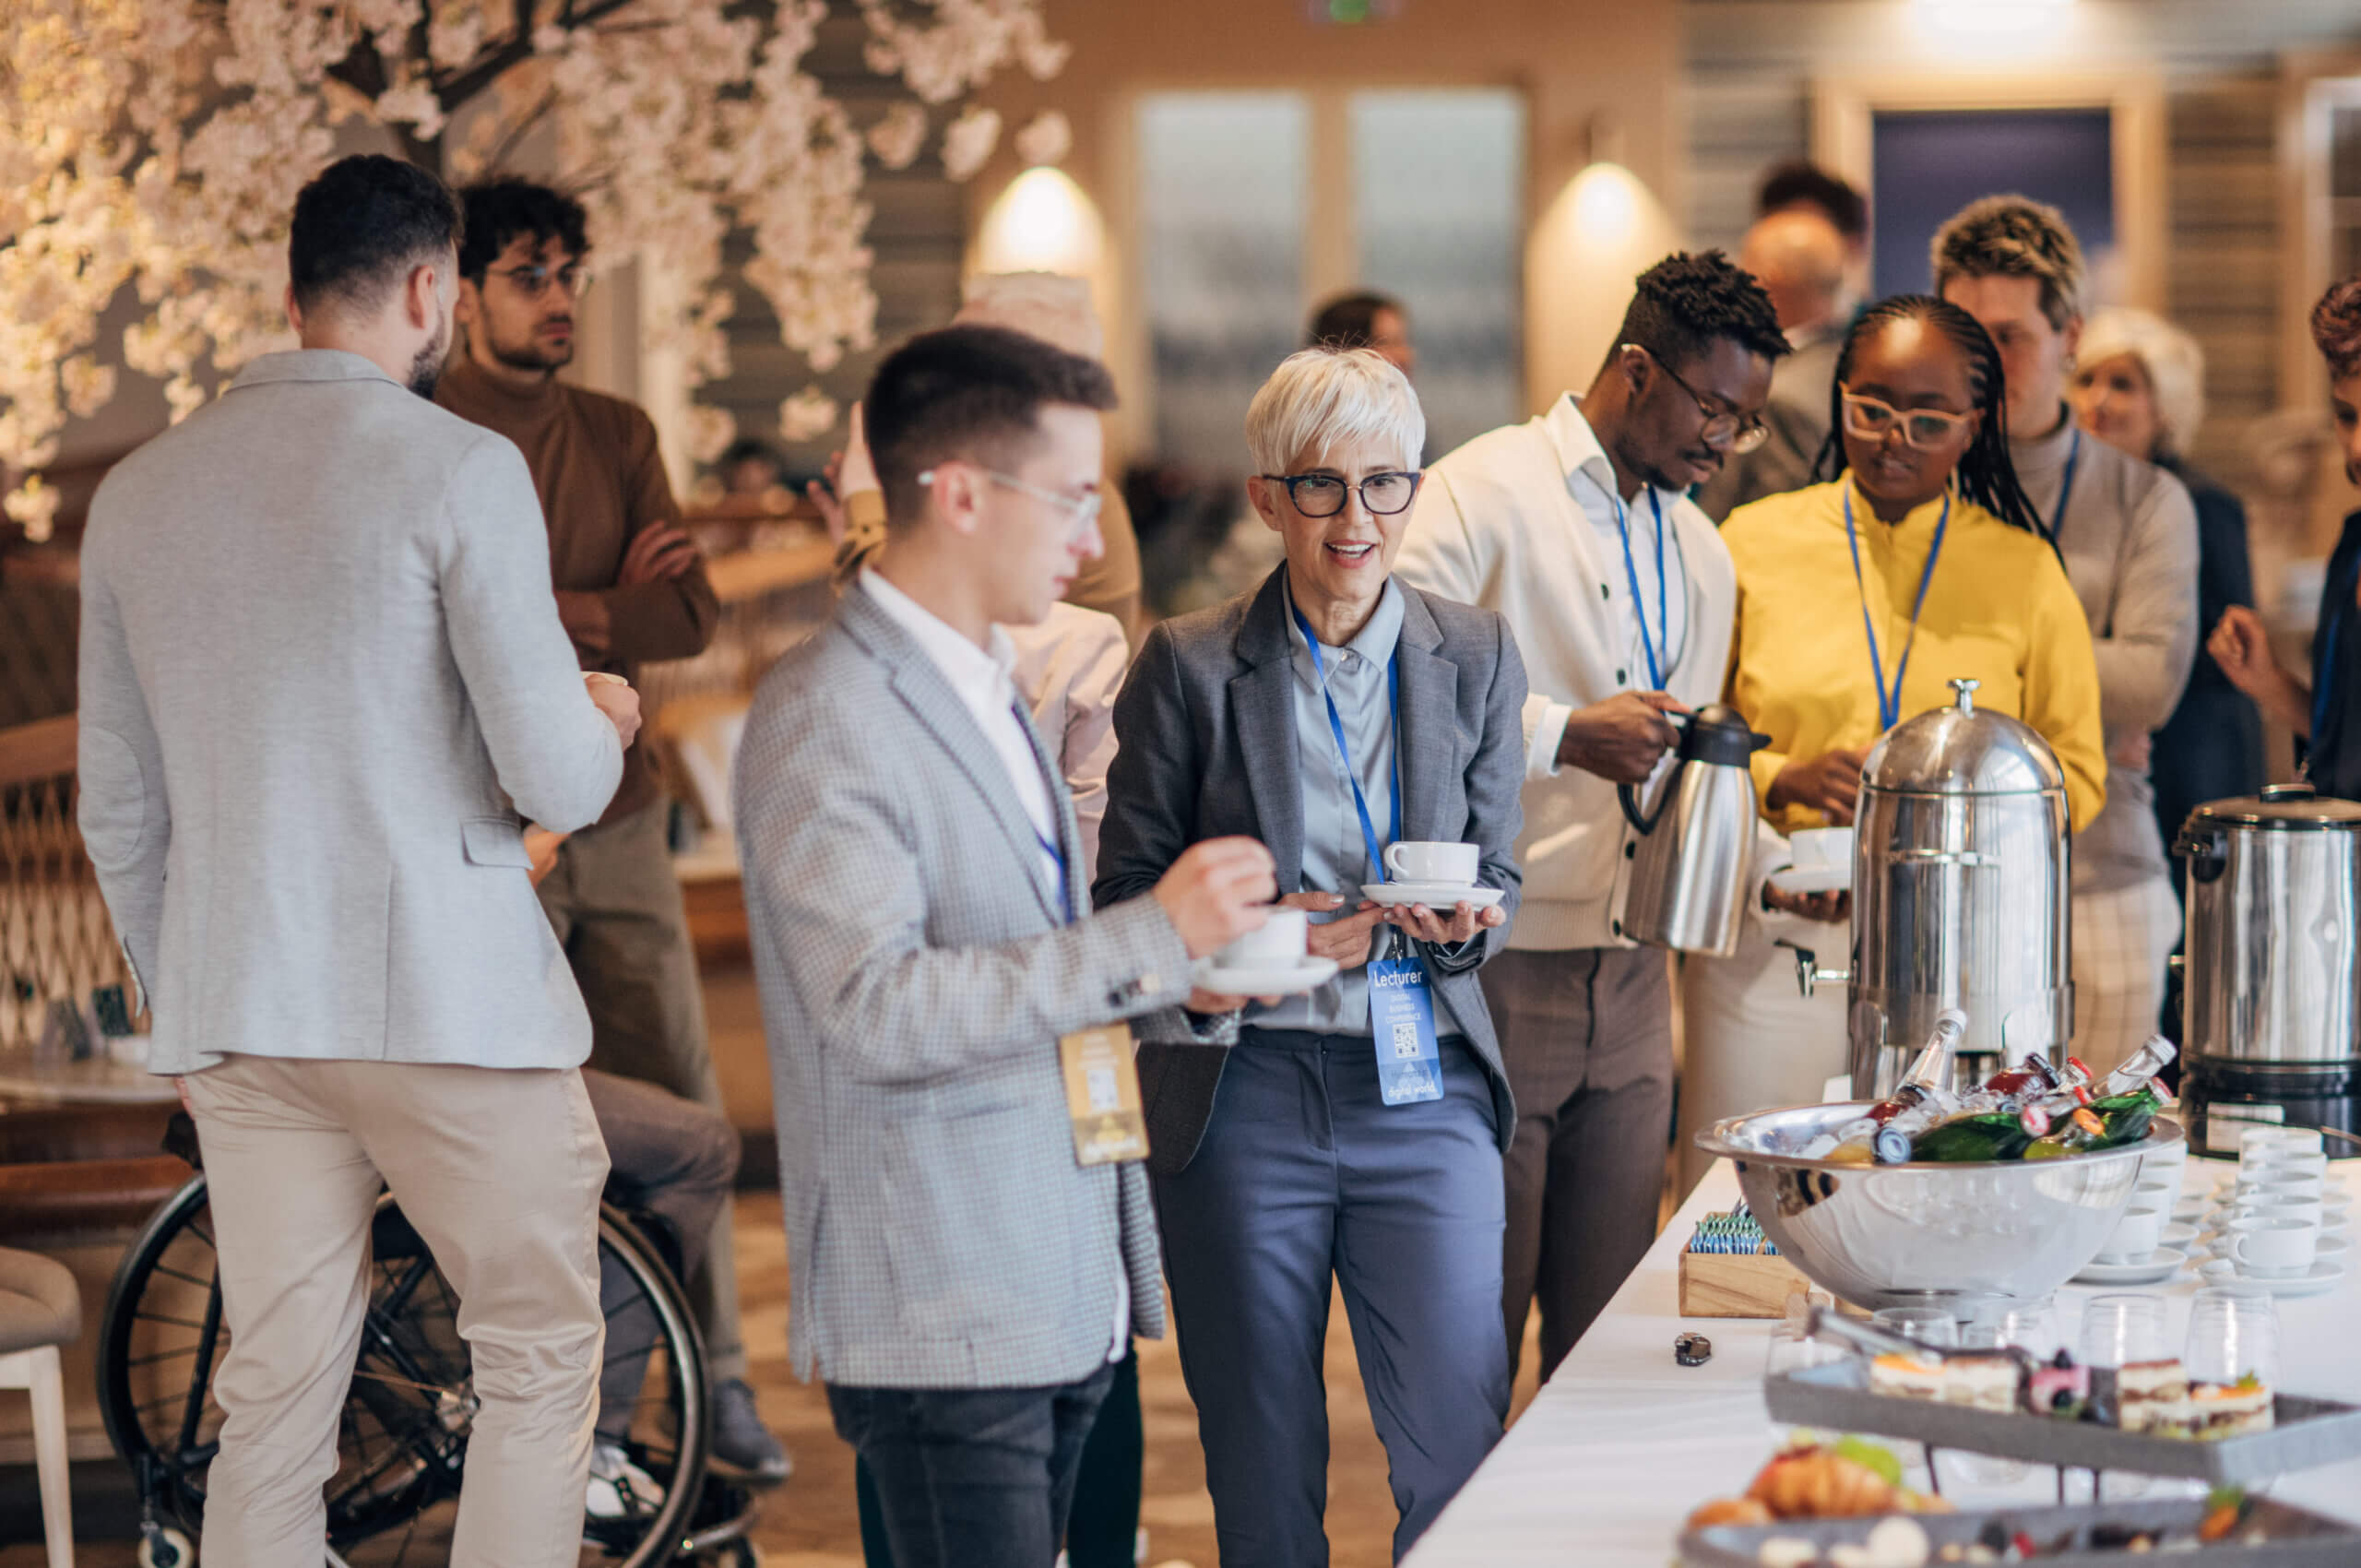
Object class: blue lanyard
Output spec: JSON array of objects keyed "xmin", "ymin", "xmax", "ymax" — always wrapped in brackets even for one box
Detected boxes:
[
  {"xmin": 1844, "ymin": 485, "xmax": 1952, "ymax": 731},
  {"xmin": 1612, "ymin": 487, "xmax": 1671, "ymax": 690},
  {"xmin": 1014, "ymin": 701, "xmax": 1074, "ymax": 924},
  {"xmin": 2044, "ymin": 429, "xmax": 2083, "ymax": 540},
  {"xmin": 1288, "ymin": 600, "xmax": 1402, "ymax": 873}
]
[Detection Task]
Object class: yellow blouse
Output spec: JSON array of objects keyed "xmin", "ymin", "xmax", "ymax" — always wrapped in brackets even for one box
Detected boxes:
[{"xmin": 1723, "ymin": 479, "xmax": 2107, "ymax": 836}]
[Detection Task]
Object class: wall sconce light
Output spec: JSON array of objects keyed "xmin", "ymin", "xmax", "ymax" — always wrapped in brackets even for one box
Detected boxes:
[{"xmin": 976, "ymin": 166, "xmax": 1105, "ymax": 277}]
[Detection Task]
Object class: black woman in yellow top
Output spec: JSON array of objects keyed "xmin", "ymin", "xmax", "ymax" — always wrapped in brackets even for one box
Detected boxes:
[{"xmin": 1674, "ymin": 295, "xmax": 2106, "ymax": 1190}]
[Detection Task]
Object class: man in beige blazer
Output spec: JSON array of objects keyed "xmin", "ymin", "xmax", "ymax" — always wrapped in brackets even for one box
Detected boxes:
[{"xmin": 78, "ymin": 155, "xmax": 636, "ymax": 1567}]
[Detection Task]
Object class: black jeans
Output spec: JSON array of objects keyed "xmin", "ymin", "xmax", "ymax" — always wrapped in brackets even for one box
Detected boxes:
[{"xmin": 830, "ymin": 1361, "xmax": 1117, "ymax": 1568}]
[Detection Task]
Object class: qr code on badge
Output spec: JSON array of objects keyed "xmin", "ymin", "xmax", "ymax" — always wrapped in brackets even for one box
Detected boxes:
[{"xmin": 1391, "ymin": 1020, "xmax": 1421, "ymax": 1059}]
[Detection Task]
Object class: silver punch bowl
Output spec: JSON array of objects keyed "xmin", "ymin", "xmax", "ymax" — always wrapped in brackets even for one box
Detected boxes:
[{"xmin": 1694, "ymin": 1104, "xmax": 2180, "ymax": 1311}]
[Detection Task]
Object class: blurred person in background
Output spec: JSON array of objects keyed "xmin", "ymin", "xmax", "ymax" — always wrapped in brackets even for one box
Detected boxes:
[
  {"xmin": 1697, "ymin": 208, "xmax": 1851, "ymax": 519},
  {"xmin": 2069, "ymin": 307, "xmax": 2263, "ymax": 901},
  {"xmin": 2211, "ymin": 276, "xmax": 2361, "ymax": 801},
  {"xmin": 1935, "ymin": 195, "xmax": 2200, "ymax": 1077},
  {"xmin": 1756, "ymin": 160, "xmax": 1869, "ymax": 302},
  {"xmin": 819, "ymin": 273, "xmax": 1143, "ymax": 645},
  {"xmin": 718, "ymin": 437, "xmax": 788, "ymax": 497}
]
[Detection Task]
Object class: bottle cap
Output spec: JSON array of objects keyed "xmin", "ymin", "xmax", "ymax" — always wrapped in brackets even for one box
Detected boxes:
[{"xmin": 1873, "ymin": 1127, "xmax": 1913, "ymax": 1164}]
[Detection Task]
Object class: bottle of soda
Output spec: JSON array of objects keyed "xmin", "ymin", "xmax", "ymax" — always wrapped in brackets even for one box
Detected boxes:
[
  {"xmin": 1907, "ymin": 1111, "xmax": 2036, "ymax": 1163},
  {"xmin": 2095, "ymin": 1037, "xmax": 2177, "ymax": 1099},
  {"xmin": 1979, "ymin": 1051, "xmax": 2060, "ymax": 1107},
  {"xmin": 1862, "ymin": 1010, "xmax": 1970, "ymax": 1163}
]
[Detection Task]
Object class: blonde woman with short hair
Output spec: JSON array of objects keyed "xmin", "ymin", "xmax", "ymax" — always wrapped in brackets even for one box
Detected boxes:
[{"xmin": 1096, "ymin": 347, "xmax": 1528, "ymax": 1565}]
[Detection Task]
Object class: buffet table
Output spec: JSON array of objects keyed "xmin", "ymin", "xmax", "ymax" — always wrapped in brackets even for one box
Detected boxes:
[{"xmin": 1406, "ymin": 1149, "xmax": 2361, "ymax": 1565}]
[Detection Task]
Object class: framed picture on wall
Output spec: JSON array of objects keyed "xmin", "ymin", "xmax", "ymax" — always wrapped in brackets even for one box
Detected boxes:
[{"xmin": 1810, "ymin": 70, "xmax": 2166, "ymax": 312}]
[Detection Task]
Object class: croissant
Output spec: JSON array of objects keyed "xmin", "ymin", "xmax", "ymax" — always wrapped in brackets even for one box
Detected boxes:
[
  {"xmin": 1685, "ymin": 1497, "xmax": 1776, "ymax": 1530},
  {"xmin": 1746, "ymin": 1450, "xmax": 1901, "ymax": 1518}
]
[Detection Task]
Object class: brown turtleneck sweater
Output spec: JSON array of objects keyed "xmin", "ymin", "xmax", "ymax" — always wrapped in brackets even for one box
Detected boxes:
[{"xmin": 437, "ymin": 355, "xmax": 718, "ymax": 824}]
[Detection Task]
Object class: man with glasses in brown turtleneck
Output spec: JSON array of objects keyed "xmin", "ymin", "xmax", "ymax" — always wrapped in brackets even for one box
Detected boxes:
[{"xmin": 435, "ymin": 178, "xmax": 788, "ymax": 1482}]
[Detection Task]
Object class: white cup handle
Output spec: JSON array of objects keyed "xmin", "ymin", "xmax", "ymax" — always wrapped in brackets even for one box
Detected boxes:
[
  {"xmin": 1383, "ymin": 843, "xmax": 1408, "ymax": 880},
  {"xmin": 2229, "ymin": 1233, "xmax": 2249, "ymax": 1266}
]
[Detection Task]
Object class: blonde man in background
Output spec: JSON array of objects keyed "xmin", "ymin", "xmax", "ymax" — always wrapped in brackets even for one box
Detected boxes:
[{"xmin": 1934, "ymin": 196, "xmax": 2200, "ymax": 1076}]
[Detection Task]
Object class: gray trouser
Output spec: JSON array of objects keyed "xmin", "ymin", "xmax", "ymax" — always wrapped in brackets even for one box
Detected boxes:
[
  {"xmin": 539, "ymin": 798, "xmax": 746, "ymax": 1382},
  {"xmin": 1481, "ymin": 944, "xmax": 1673, "ymax": 1381},
  {"xmin": 1154, "ymin": 1028, "xmax": 1509, "ymax": 1567}
]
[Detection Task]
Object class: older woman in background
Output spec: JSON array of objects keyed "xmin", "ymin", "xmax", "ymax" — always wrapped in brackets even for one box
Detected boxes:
[
  {"xmin": 1097, "ymin": 347, "xmax": 1525, "ymax": 1564},
  {"xmin": 2070, "ymin": 307, "xmax": 2265, "ymax": 883}
]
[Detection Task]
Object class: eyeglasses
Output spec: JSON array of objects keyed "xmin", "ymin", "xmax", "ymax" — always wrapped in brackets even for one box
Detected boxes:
[
  {"xmin": 1840, "ymin": 388, "xmax": 1977, "ymax": 451},
  {"xmin": 486, "ymin": 261, "xmax": 595, "ymax": 300},
  {"xmin": 1626, "ymin": 344, "xmax": 1770, "ymax": 454},
  {"xmin": 1261, "ymin": 470, "xmax": 1423, "ymax": 517},
  {"xmin": 917, "ymin": 465, "xmax": 1104, "ymax": 535}
]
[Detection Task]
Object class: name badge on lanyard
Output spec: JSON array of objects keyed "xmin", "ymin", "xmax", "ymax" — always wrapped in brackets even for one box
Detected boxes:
[
  {"xmin": 1021, "ymin": 703, "xmax": 1152, "ymax": 1165},
  {"xmin": 1289, "ymin": 600, "xmax": 1443, "ymax": 1107}
]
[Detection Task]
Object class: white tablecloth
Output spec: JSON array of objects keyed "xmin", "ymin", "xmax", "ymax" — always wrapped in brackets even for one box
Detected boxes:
[{"xmin": 1406, "ymin": 1152, "xmax": 2361, "ymax": 1564}]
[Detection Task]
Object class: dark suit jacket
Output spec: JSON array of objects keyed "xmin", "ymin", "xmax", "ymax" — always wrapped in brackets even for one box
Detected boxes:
[
  {"xmin": 1093, "ymin": 566, "xmax": 1528, "ymax": 1175},
  {"xmin": 2151, "ymin": 458, "xmax": 2263, "ymax": 875}
]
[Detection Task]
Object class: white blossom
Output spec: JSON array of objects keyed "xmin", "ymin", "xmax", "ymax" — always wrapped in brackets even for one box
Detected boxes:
[
  {"xmin": 1014, "ymin": 109, "xmax": 1070, "ymax": 168},
  {"xmin": 777, "ymin": 384, "xmax": 837, "ymax": 443},
  {"xmin": 0, "ymin": 0, "xmax": 1069, "ymax": 537},
  {"xmin": 686, "ymin": 405, "xmax": 738, "ymax": 465},
  {"xmin": 867, "ymin": 102, "xmax": 928, "ymax": 170},
  {"xmin": 941, "ymin": 105, "xmax": 1001, "ymax": 183}
]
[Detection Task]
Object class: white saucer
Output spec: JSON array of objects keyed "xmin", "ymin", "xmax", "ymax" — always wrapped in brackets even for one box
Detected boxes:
[
  {"xmin": 1358, "ymin": 882, "xmax": 1506, "ymax": 910},
  {"xmin": 2198, "ymin": 1256, "xmax": 2348, "ymax": 1299},
  {"xmin": 2072, "ymin": 1246, "xmax": 2189, "ymax": 1287},
  {"xmin": 1192, "ymin": 955, "xmax": 1340, "ymax": 996},
  {"xmin": 1768, "ymin": 865, "xmax": 1849, "ymax": 896},
  {"xmin": 2202, "ymin": 1231, "xmax": 2350, "ymax": 1261},
  {"xmin": 2160, "ymin": 1222, "xmax": 2199, "ymax": 1251}
]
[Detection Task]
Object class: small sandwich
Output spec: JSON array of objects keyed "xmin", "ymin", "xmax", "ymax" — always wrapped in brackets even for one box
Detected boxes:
[
  {"xmin": 1869, "ymin": 1352, "xmax": 1945, "ymax": 1402},
  {"xmin": 1940, "ymin": 1350, "xmax": 2022, "ymax": 1413},
  {"xmin": 2189, "ymin": 1378, "xmax": 2274, "ymax": 1437},
  {"xmin": 2116, "ymin": 1359, "xmax": 2190, "ymax": 1431}
]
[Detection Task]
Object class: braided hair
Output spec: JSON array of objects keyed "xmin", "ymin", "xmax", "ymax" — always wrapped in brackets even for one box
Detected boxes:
[{"xmin": 1811, "ymin": 294, "xmax": 2050, "ymax": 542}]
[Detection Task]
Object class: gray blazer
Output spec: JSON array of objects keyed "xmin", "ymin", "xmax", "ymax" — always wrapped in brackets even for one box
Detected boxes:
[
  {"xmin": 77, "ymin": 350, "xmax": 624, "ymax": 1076},
  {"xmin": 733, "ymin": 586, "xmax": 1189, "ymax": 1389},
  {"xmin": 1094, "ymin": 567, "xmax": 1527, "ymax": 1176}
]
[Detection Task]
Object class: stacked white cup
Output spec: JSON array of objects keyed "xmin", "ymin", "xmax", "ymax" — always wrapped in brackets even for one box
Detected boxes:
[{"xmin": 2219, "ymin": 1128, "xmax": 2332, "ymax": 1279}]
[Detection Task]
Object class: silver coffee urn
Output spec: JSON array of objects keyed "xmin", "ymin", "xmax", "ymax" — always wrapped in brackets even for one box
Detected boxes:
[
  {"xmin": 2173, "ymin": 783, "xmax": 2361, "ymax": 1158},
  {"xmin": 1797, "ymin": 679, "xmax": 2076, "ymax": 1098}
]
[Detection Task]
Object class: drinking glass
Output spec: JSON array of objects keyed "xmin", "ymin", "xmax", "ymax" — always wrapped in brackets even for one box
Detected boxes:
[
  {"xmin": 2079, "ymin": 1293, "xmax": 2168, "ymax": 1368},
  {"xmin": 1872, "ymin": 1306, "xmax": 1960, "ymax": 1348},
  {"xmin": 2187, "ymin": 1291, "xmax": 2281, "ymax": 1388},
  {"xmin": 1959, "ymin": 1295, "xmax": 2057, "ymax": 1485}
]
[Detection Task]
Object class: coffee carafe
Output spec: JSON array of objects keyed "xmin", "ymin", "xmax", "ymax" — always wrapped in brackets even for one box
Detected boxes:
[{"xmin": 1618, "ymin": 704, "xmax": 1772, "ymax": 958}]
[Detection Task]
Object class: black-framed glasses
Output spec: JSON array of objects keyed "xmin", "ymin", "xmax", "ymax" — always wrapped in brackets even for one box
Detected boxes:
[
  {"xmin": 1840, "ymin": 388, "xmax": 1977, "ymax": 451},
  {"xmin": 486, "ymin": 261, "xmax": 595, "ymax": 300},
  {"xmin": 1261, "ymin": 470, "xmax": 1423, "ymax": 517},
  {"xmin": 1625, "ymin": 343, "xmax": 1770, "ymax": 454}
]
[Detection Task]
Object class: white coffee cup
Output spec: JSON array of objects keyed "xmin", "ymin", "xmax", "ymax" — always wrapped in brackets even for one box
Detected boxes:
[
  {"xmin": 2265, "ymin": 1126, "xmax": 2326, "ymax": 1155},
  {"xmin": 1382, "ymin": 841, "xmax": 1479, "ymax": 885},
  {"xmin": 2132, "ymin": 1178, "xmax": 2175, "ymax": 1206},
  {"xmin": 2096, "ymin": 1203, "xmax": 2165, "ymax": 1264},
  {"xmin": 2230, "ymin": 1218, "xmax": 2319, "ymax": 1279},
  {"xmin": 2223, "ymin": 1192, "xmax": 2325, "ymax": 1232},
  {"xmin": 1216, "ymin": 907, "xmax": 1308, "ymax": 968},
  {"xmin": 2253, "ymin": 1149, "xmax": 2330, "ymax": 1184},
  {"xmin": 1788, "ymin": 827, "xmax": 1855, "ymax": 873}
]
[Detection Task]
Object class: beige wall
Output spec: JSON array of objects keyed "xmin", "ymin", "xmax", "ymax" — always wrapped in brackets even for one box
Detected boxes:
[{"xmin": 968, "ymin": 0, "xmax": 1687, "ymax": 464}]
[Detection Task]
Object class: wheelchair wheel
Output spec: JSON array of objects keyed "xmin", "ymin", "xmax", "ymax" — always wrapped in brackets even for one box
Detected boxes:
[{"xmin": 100, "ymin": 1173, "xmax": 711, "ymax": 1565}]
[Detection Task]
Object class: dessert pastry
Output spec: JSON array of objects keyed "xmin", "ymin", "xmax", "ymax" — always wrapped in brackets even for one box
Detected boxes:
[
  {"xmin": 2115, "ymin": 1358, "xmax": 2189, "ymax": 1432},
  {"xmin": 2025, "ymin": 1353, "xmax": 2090, "ymax": 1418},
  {"xmin": 1867, "ymin": 1352, "xmax": 1944, "ymax": 1401},
  {"xmin": 1748, "ymin": 1448, "xmax": 1902, "ymax": 1518},
  {"xmin": 1938, "ymin": 1349, "xmax": 2020, "ymax": 1413},
  {"xmin": 1686, "ymin": 1496, "xmax": 1774, "ymax": 1529},
  {"xmin": 2188, "ymin": 1377, "xmax": 2273, "ymax": 1436}
]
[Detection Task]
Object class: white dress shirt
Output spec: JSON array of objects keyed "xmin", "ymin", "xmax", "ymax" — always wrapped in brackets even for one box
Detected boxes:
[
  {"xmin": 858, "ymin": 568, "xmax": 1128, "ymax": 1359},
  {"xmin": 1394, "ymin": 393, "xmax": 1754, "ymax": 951}
]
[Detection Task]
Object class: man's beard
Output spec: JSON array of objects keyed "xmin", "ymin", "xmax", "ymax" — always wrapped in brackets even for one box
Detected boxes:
[
  {"xmin": 407, "ymin": 316, "xmax": 451, "ymax": 398},
  {"xmin": 491, "ymin": 318, "xmax": 574, "ymax": 374}
]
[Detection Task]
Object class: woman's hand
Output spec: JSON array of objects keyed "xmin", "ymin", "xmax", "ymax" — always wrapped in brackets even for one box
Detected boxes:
[
  {"xmin": 1766, "ymin": 746, "xmax": 1871, "ymax": 824},
  {"xmin": 1379, "ymin": 898, "xmax": 1507, "ymax": 947},
  {"xmin": 2209, "ymin": 605, "xmax": 2310, "ymax": 734},
  {"xmin": 1762, "ymin": 885, "xmax": 1849, "ymax": 923},
  {"xmin": 1280, "ymin": 889, "xmax": 1387, "ymax": 970}
]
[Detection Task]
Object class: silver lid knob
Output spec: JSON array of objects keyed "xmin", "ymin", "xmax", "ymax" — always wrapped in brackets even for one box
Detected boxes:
[{"xmin": 1950, "ymin": 677, "xmax": 1980, "ymax": 716}]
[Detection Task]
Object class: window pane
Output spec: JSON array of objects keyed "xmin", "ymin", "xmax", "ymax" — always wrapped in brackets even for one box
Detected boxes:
[
  {"xmin": 1351, "ymin": 89, "xmax": 1525, "ymax": 458},
  {"xmin": 1870, "ymin": 109, "xmax": 2115, "ymax": 303},
  {"xmin": 1137, "ymin": 92, "xmax": 1309, "ymax": 474}
]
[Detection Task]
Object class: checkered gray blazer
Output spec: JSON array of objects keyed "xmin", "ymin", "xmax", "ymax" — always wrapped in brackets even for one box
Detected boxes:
[{"xmin": 733, "ymin": 584, "xmax": 1184, "ymax": 1389}]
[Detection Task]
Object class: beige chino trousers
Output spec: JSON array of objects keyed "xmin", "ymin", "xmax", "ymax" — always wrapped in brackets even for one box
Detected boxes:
[{"xmin": 184, "ymin": 1054, "xmax": 610, "ymax": 1568}]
